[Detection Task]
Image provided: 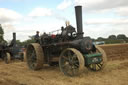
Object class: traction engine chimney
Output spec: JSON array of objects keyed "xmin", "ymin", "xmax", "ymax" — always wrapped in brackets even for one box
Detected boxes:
[
  {"xmin": 75, "ymin": 6, "xmax": 84, "ymax": 38},
  {"xmin": 13, "ymin": 32, "xmax": 16, "ymax": 46}
]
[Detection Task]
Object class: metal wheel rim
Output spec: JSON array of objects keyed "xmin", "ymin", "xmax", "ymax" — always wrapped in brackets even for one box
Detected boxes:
[
  {"xmin": 59, "ymin": 48, "xmax": 84, "ymax": 76},
  {"xmin": 26, "ymin": 43, "xmax": 44, "ymax": 70},
  {"xmin": 23, "ymin": 52, "xmax": 27, "ymax": 62}
]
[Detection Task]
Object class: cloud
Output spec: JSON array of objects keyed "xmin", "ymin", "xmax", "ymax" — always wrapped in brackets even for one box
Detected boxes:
[
  {"xmin": 2, "ymin": 23, "xmax": 16, "ymax": 41},
  {"xmin": 57, "ymin": 0, "xmax": 72, "ymax": 10},
  {"xmin": 75, "ymin": 0, "xmax": 128, "ymax": 12},
  {"xmin": 85, "ymin": 18, "xmax": 128, "ymax": 25},
  {"xmin": 0, "ymin": 8, "xmax": 22, "ymax": 40},
  {"xmin": 53, "ymin": 12, "xmax": 68, "ymax": 21},
  {"xmin": 3, "ymin": 18, "xmax": 65, "ymax": 41},
  {"xmin": 84, "ymin": 24, "xmax": 128, "ymax": 39},
  {"xmin": 2, "ymin": 23, "xmax": 15, "ymax": 32},
  {"xmin": 73, "ymin": 0, "xmax": 128, "ymax": 38},
  {"xmin": 115, "ymin": 6, "xmax": 128, "ymax": 16},
  {"xmin": 0, "ymin": 8, "xmax": 22, "ymax": 24},
  {"xmin": 28, "ymin": 8, "xmax": 52, "ymax": 17},
  {"xmin": 56, "ymin": 0, "xmax": 128, "ymax": 15}
]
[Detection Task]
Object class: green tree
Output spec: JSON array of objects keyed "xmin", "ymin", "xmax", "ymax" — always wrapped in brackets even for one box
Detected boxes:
[
  {"xmin": 21, "ymin": 39, "xmax": 35, "ymax": 47},
  {"xmin": 117, "ymin": 34, "xmax": 127, "ymax": 39},
  {"xmin": 16, "ymin": 40, "xmax": 23, "ymax": 46},
  {"xmin": 97, "ymin": 37, "xmax": 105, "ymax": 41},
  {"xmin": 0, "ymin": 24, "xmax": 5, "ymax": 42},
  {"xmin": 108, "ymin": 35, "xmax": 116, "ymax": 39}
]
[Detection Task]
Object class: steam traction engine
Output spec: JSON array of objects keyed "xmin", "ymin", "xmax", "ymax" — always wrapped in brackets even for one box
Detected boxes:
[
  {"xmin": 0, "ymin": 33, "xmax": 24, "ymax": 63},
  {"xmin": 26, "ymin": 6, "xmax": 107, "ymax": 76}
]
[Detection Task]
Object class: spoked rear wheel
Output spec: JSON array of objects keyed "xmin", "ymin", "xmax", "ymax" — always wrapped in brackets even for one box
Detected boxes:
[
  {"xmin": 87, "ymin": 46, "xmax": 107, "ymax": 71},
  {"xmin": 20, "ymin": 52, "xmax": 27, "ymax": 62},
  {"xmin": 59, "ymin": 48, "xmax": 85, "ymax": 77},
  {"xmin": 26, "ymin": 43, "xmax": 44, "ymax": 70},
  {"xmin": 4, "ymin": 52, "xmax": 11, "ymax": 64},
  {"xmin": 23, "ymin": 52, "xmax": 27, "ymax": 62}
]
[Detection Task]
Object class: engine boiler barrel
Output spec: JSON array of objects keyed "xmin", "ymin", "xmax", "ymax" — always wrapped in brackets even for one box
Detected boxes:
[{"xmin": 75, "ymin": 6, "xmax": 83, "ymax": 38}]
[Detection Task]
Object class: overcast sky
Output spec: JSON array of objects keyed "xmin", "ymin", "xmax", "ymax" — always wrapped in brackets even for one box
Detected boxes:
[{"xmin": 0, "ymin": 0, "xmax": 127, "ymax": 41}]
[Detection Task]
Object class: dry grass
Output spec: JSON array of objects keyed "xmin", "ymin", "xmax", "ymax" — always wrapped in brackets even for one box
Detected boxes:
[
  {"xmin": 0, "ymin": 43, "xmax": 128, "ymax": 85},
  {"xmin": 0, "ymin": 60, "xmax": 128, "ymax": 85}
]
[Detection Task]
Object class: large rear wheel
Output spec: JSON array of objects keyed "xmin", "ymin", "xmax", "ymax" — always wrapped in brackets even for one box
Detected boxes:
[
  {"xmin": 59, "ymin": 48, "xmax": 85, "ymax": 76},
  {"xmin": 87, "ymin": 46, "xmax": 107, "ymax": 71},
  {"xmin": 26, "ymin": 43, "xmax": 44, "ymax": 70},
  {"xmin": 19, "ymin": 52, "xmax": 27, "ymax": 62},
  {"xmin": 4, "ymin": 52, "xmax": 11, "ymax": 64},
  {"xmin": 23, "ymin": 52, "xmax": 27, "ymax": 62}
]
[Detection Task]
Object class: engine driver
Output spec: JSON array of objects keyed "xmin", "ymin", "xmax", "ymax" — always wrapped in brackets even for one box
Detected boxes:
[{"xmin": 35, "ymin": 31, "xmax": 40, "ymax": 43}]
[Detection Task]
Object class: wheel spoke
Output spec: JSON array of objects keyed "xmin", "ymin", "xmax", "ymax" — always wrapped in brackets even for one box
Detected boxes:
[
  {"xmin": 97, "ymin": 64, "xmax": 101, "ymax": 69},
  {"xmin": 68, "ymin": 51, "xmax": 72, "ymax": 57},
  {"xmin": 92, "ymin": 64, "xmax": 96, "ymax": 70},
  {"xmin": 62, "ymin": 56, "xmax": 69, "ymax": 61},
  {"xmin": 73, "ymin": 65, "xmax": 79, "ymax": 69},
  {"xmin": 63, "ymin": 65, "xmax": 71, "ymax": 74},
  {"xmin": 97, "ymin": 64, "xmax": 100, "ymax": 68},
  {"xmin": 89, "ymin": 64, "xmax": 92, "ymax": 69},
  {"xmin": 73, "ymin": 60, "xmax": 79, "ymax": 64},
  {"xmin": 61, "ymin": 63, "xmax": 69, "ymax": 68},
  {"xmin": 71, "ymin": 67, "xmax": 75, "ymax": 76}
]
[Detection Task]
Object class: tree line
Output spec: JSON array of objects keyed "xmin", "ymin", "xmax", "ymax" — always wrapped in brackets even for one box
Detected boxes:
[{"xmin": 93, "ymin": 34, "xmax": 128, "ymax": 44}]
